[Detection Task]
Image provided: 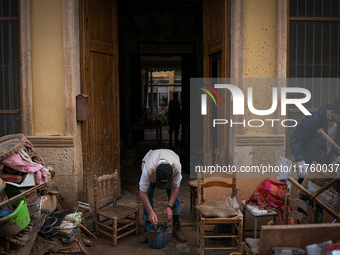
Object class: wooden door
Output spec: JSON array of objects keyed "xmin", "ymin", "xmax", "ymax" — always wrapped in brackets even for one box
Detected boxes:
[
  {"xmin": 202, "ymin": 0, "xmax": 231, "ymax": 202},
  {"xmin": 81, "ymin": 0, "xmax": 120, "ymax": 204}
]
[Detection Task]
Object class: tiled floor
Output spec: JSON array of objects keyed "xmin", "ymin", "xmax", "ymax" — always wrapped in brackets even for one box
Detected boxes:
[{"xmin": 88, "ymin": 141, "xmax": 240, "ymax": 255}]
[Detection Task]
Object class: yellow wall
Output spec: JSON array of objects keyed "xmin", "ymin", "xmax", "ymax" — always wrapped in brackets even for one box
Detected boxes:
[
  {"xmin": 31, "ymin": 0, "xmax": 65, "ymax": 135},
  {"xmin": 244, "ymin": 0, "xmax": 278, "ymax": 134}
]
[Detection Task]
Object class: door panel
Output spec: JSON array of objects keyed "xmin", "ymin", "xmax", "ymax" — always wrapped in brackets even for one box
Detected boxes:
[
  {"xmin": 203, "ymin": 0, "xmax": 230, "ymax": 203},
  {"xmin": 81, "ymin": 0, "xmax": 120, "ymax": 204},
  {"xmin": 206, "ymin": 0, "xmax": 225, "ymax": 55}
]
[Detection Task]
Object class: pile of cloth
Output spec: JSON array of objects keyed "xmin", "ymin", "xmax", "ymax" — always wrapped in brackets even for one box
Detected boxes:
[{"xmin": 246, "ymin": 178, "xmax": 293, "ymax": 225}]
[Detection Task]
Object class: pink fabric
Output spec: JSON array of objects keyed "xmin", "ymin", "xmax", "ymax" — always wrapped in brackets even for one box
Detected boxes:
[
  {"xmin": 246, "ymin": 178, "xmax": 294, "ymax": 225},
  {"xmin": 2, "ymin": 152, "xmax": 47, "ymax": 184}
]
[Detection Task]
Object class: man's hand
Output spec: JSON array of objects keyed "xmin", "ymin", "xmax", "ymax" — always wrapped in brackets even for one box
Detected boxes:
[
  {"xmin": 149, "ymin": 211, "xmax": 158, "ymax": 226},
  {"xmin": 164, "ymin": 207, "xmax": 173, "ymax": 222},
  {"xmin": 297, "ymin": 160, "xmax": 308, "ymax": 178}
]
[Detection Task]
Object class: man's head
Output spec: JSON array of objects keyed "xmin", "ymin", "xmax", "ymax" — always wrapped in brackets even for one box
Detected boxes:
[
  {"xmin": 327, "ymin": 99, "xmax": 340, "ymax": 123},
  {"xmin": 155, "ymin": 163, "xmax": 173, "ymax": 189},
  {"xmin": 173, "ymin": 92, "xmax": 178, "ymax": 99}
]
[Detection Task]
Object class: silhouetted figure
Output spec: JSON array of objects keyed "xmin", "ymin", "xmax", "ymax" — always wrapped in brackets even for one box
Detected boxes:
[{"xmin": 168, "ymin": 92, "xmax": 181, "ymax": 146}]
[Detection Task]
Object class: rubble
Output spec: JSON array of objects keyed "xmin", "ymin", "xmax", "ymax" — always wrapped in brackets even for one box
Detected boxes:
[{"xmin": 0, "ymin": 134, "xmax": 91, "ymax": 254}]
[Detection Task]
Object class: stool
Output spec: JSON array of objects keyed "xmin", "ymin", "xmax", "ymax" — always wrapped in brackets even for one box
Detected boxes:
[{"xmin": 242, "ymin": 200, "xmax": 277, "ymax": 239}]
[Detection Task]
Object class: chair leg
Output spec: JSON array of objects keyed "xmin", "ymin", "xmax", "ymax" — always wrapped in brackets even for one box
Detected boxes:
[
  {"xmin": 254, "ymin": 217, "xmax": 257, "ymax": 239},
  {"xmin": 95, "ymin": 212, "xmax": 100, "ymax": 238},
  {"xmin": 231, "ymin": 223, "xmax": 235, "ymax": 247},
  {"xmin": 193, "ymin": 190, "xmax": 197, "ymax": 221},
  {"xmin": 238, "ymin": 221, "xmax": 243, "ymax": 251},
  {"xmin": 197, "ymin": 212, "xmax": 200, "ymax": 244},
  {"xmin": 135, "ymin": 209, "xmax": 139, "ymax": 235},
  {"xmin": 200, "ymin": 219, "xmax": 205, "ymax": 255},
  {"xmin": 242, "ymin": 207, "xmax": 245, "ymax": 240},
  {"xmin": 113, "ymin": 217, "xmax": 117, "ymax": 247},
  {"xmin": 190, "ymin": 187, "xmax": 193, "ymax": 214}
]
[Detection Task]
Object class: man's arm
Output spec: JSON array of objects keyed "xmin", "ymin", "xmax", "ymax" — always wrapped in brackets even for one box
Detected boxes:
[
  {"xmin": 290, "ymin": 113, "xmax": 322, "ymax": 161},
  {"xmin": 139, "ymin": 190, "xmax": 158, "ymax": 226},
  {"xmin": 164, "ymin": 186, "xmax": 179, "ymax": 222},
  {"xmin": 169, "ymin": 186, "xmax": 179, "ymax": 206}
]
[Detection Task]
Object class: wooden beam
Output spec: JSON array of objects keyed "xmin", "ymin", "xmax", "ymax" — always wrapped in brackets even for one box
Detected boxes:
[
  {"xmin": 118, "ymin": 1, "xmax": 202, "ymax": 15},
  {"xmin": 290, "ymin": 17, "xmax": 340, "ymax": 22}
]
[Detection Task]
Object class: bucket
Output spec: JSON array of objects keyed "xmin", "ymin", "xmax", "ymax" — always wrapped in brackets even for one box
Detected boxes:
[
  {"xmin": 0, "ymin": 196, "xmax": 31, "ymax": 237},
  {"xmin": 146, "ymin": 224, "xmax": 168, "ymax": 249}
]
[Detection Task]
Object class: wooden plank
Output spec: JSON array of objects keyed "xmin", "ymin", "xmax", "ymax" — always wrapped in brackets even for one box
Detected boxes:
[
  {"xmin": 306, "ymin": 181, "xmax": 340, "ymax": 212},
  {"xmin": 117, "ymin": 228, "xmax": 136, "ymax": 239},
  {"xmin": 288, "ymin": 177, "xmax": 340, "ymax": 221},
  {"xmin": 290, "ymin": 17, "xmax": 340, "ymax": 22},
  {"xmin": 258, "ymin": 224, "xmax": 340, "ymax": 254},
  {"xmin": 0, "ymin": 182, "xmax": 47, "ymax": 207},
  {"xmin": 310, "ymin": 178, "xmax": 338, "ymax": 199},
  {"xmin": 117, "ymin": 221, "xmax": 136, "ymax": 232},
  {"xmin": 317, "ymin": 129, "xmax": 340, "ymax": 154},
  {"xmin": 0, "ymin": 110, "xmax": 20, "ymax": 114},
  {"xmin": 90, "ymin": 39, "xmax": 113, "ymax": 55},
  {"xmin": 80, "ymin": 223, "xmax": 98, "ymax": 239}
]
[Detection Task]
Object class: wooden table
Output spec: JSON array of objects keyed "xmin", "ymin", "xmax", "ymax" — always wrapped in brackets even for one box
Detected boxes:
[{"xmin": 128, "ymin": 124, "xmax": 162, "ymax": 148}]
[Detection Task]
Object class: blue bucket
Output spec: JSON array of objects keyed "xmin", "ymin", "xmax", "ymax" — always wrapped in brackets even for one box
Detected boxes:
[{"xmin": 146, "ymin": 224, "xmax": 168, "ymax": 249}]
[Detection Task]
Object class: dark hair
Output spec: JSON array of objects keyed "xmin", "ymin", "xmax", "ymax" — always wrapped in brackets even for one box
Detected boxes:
[
  {"xmin": 331, "ymin": 99, "xmax": 340, "ymax": 114},
  {"xmin": 173, "ymin": 92, "xmax": 178, "ymax": 98}
]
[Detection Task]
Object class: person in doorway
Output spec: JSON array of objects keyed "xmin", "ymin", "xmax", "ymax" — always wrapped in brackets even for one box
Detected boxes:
[
  {"xmin": 168, "ymin": 92, "xmax": 181, "ymax": 146},
  {"xmin": 290, "ymin": 99, "xmax": 340, "ymax": 222},
  {"xmin": 139, "ymin": 149, "xmax": 187, "ymax": 244}
]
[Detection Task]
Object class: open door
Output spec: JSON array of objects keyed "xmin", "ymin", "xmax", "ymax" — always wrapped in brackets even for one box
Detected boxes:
[
  {"xmin": 81, "ymin": 0, "xmax": 120, "ymax": 204},
  {"xmin": 202, "ymin": 0, "xmax": 231, "ymax": 202}
]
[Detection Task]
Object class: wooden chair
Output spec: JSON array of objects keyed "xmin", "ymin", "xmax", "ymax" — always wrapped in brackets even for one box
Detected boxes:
[
  {"xmin": 94, "ymin": 169, "xmax": 139, "ymax": 246},
  {"xmin": 284, "ymin": 187, "xmax": 317, "ymax": 224},
  {"xmin": 189, "ymin": 148, "xmax": 226, "ymax": 221},
  {"xmin": 196, "ymin": 172, "xmax": 243, "ymax": 254}
]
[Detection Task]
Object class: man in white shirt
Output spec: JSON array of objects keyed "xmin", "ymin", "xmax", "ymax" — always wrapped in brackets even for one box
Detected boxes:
[{"xmin": 139, "ymin": 149, "xmax": 187, "ymax": 243}]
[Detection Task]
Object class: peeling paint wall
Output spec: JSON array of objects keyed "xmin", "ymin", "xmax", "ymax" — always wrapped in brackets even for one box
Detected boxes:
[
  {"xmin": 31, "ymin": 0, "xmax": 65, "ymax": 136},
  {"xmin": 244, "ymin": 0, "xmax": 278, "ymax": 135},
  {"xmin": 231, "ymin": 0, "xmax": 287, "ymax": 231},
  {"xmin": 27, "ymin": 0, "xmax": 82, "ymax": 209}
]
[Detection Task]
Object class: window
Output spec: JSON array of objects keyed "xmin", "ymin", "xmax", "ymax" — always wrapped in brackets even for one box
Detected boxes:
[
  {"xmin": 287, "ymin": 0, "xmax": 340, "ymax": 156},
  {"xmin": 0, "ymin": 0, "xmax": 20, "ymax": 137}
]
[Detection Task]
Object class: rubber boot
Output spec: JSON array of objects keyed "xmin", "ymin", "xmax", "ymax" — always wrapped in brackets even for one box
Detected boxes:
[
  {"xmin": 172, "ymin": 222, "xmax": 187, "ymax": 242},
  {"xmin": 139, "ymin": 223, "xmax": 150, "ymax": 244}
]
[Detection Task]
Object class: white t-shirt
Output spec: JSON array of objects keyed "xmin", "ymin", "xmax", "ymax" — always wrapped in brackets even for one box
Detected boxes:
[{"xmin": 139, "ymin": 149, "xmax": 182, "ymax": 192}]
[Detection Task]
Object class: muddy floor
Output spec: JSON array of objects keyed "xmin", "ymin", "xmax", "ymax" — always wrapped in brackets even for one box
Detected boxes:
[{"xmin": 87, "ymin": 140, "xmax": 241, "ymax": 255}]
